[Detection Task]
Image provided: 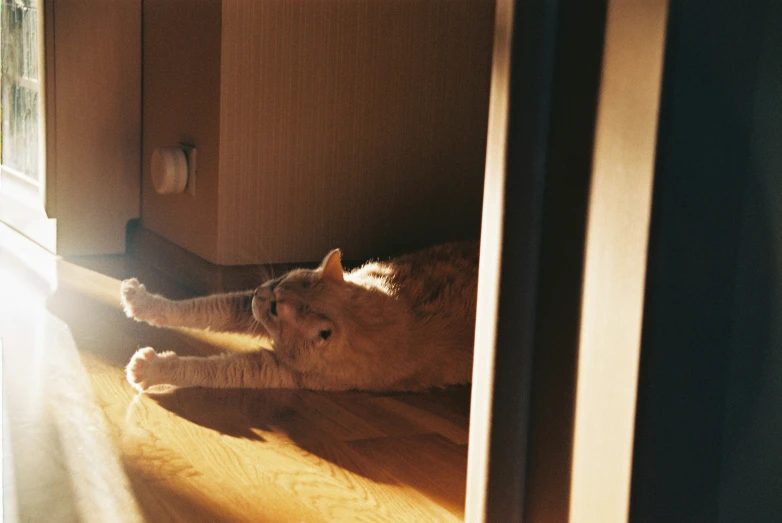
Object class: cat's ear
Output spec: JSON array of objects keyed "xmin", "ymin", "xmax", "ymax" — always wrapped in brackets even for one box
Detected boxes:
[{"xmin": 320, "ymin": 249, "xmax": 344, "ymax": 282}]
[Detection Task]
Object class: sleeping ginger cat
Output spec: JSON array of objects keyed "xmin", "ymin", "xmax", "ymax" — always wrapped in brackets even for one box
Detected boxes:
[{"xmin": 122, "ymin": 241, "xmax": 478, "ymax": 392}]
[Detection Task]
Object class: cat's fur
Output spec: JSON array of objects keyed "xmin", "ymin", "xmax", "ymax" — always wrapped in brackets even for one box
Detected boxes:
[{"xmin": 122, "ymin": 241, "xmax": 478, "ymax": 392}]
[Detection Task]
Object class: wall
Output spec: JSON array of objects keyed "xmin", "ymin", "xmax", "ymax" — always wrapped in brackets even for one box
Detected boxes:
[
  {"xmin": 629, "ymin": 1, "xmax": 782, "ymax": 520},
  {"xmin": 717, "ymin": 2, "xmax": 782, "ymax": 520},
  {"xmin": 142, "ymin": 0, "xmax": 495, "ymax": 265}
]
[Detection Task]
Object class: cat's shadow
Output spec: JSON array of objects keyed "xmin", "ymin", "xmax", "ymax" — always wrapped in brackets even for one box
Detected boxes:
[
  {"xmin": 136, "ymin": 387, "xmax": 299, "ymax": 443},
  {"xmin": 133, "ymin": 385, "xmax": 471, "ymax": 484}
]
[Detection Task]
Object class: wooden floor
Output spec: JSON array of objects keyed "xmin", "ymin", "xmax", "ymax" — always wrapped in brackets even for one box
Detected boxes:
[{"xmin": 0, "ymin": 224, "xmax": 470, "ymax": 523}]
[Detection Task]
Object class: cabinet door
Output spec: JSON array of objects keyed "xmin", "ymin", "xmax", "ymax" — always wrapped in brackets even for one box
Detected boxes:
[{"xmin": 0, "ymin": 0, "xmax": 141, "ymax": 256}]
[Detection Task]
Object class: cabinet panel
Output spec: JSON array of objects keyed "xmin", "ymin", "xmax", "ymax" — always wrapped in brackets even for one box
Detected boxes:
[
  {"xmin": 217, "ymin": 0, "xmax": 494, "ymax": 264},
  {"xmin": 141, "ymin": 0, "xmax": 222, "ymax": 262},
  {"xmin": 142, "ymin": 0, "xmax": 494, "ymax": 265}
]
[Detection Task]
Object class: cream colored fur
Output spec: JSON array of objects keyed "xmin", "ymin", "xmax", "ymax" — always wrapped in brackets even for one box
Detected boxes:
[{"xmin": 122, "ymin": 241, "xmax": 478, "ymax": 392}]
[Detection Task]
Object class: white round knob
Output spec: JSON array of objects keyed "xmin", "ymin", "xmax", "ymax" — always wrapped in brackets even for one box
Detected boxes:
[{"xmin": 151, "ymin": 147, "xmax": 189, "ymax": 194}]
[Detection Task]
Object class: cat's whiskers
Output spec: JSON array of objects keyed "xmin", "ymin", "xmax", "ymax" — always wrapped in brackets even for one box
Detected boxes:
[{"xmin": 248, "ymin": 320, "xmax": 262, "ymax": 338}]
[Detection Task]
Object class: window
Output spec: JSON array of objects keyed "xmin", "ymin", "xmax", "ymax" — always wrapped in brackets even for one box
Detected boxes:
[{"xmin": 1, "ymin": 0, "xmax": 41, "ymax": 196}]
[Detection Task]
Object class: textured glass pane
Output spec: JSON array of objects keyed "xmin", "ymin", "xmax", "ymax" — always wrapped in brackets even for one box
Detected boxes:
[{"xmin": 1, "ymin": 0, "xmax": 41, "ymax": 182}]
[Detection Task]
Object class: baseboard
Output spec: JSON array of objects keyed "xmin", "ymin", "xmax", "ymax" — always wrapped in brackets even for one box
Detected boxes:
[{"xmin": 126, "ymin": 222, "xmax": 323, "ymax": 294}]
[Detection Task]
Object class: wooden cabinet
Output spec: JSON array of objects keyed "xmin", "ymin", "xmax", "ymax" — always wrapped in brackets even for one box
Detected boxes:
[
  {"xmin": 142, "ymin": 0, "xmax": 495, "ymax": 265},
  {"xmin": 1, "ymin": 0, "xmax": 141, "ymax": 256}
]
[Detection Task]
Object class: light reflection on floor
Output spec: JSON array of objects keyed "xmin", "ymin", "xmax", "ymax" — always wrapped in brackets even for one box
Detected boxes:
[{"xmin": 0, "ymin": 227, "xmax": 143, "ymax": 523}]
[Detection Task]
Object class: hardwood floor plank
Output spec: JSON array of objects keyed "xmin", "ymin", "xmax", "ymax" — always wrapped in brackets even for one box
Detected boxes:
[
  {"xmin": 393, "ymin": 386, "xmax": 472, "ymax": 428},
  {"xmin": 326, "ymin": 392, "xmax": 447, "ymax": 441},
  {"xmin": 369, "ymin": 396, "xmax": 470, "ymax": 446},
  {"xmin": 349, "ymin": 434, "xmax": 468, "ymax": 519}
]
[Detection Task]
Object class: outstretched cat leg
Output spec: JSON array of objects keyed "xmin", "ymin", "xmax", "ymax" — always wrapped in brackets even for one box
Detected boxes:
[
  {"xmin": 121, "ymin": 279, "xmax": 264, "ymax": 335},
  {"xmin": 126, "ymin": 347, "xmax": 299, "ymax": 391}
]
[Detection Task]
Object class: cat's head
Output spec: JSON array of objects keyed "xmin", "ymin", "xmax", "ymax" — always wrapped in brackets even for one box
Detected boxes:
[{"xmin": 252, "ymin": 248, "xmax": 348, "ymax": 363}]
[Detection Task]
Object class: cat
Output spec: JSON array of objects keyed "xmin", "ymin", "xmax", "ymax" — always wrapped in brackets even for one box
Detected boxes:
[{"xmin": 121, "ymin": 241, "xmax": 479, "ymax": 392}]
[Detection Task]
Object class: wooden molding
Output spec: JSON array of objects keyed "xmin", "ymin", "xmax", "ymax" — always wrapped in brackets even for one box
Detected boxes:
[{"xmin": 127, "ymin": 222, "xmax": 366, "ymax": 294}]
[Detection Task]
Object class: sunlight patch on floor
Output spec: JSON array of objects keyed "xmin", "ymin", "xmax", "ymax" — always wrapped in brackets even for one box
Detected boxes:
[{"xmin": 1, "ymin": 230, "xmax": 144, "ymax": 523}]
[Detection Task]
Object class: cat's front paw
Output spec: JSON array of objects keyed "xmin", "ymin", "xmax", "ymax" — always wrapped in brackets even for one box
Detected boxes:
[
  {"xmin": 126, "ymin": 347, "xmax": 178, "ymax": 391},
  {"xmin": 121, "ymin": 279, "xmax": 168, "ymax": 326}
]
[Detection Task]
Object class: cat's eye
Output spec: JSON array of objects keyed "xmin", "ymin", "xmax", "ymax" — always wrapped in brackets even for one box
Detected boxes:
[{"xmin": 319, "ymin": 329, "xmax": 332, "ymax": 341}]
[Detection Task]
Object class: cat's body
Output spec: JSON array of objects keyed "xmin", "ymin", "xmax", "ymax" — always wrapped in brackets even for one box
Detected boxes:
[{"xmin": 122, "ymin": 241, "xmax": 478, "ymax": 392}]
